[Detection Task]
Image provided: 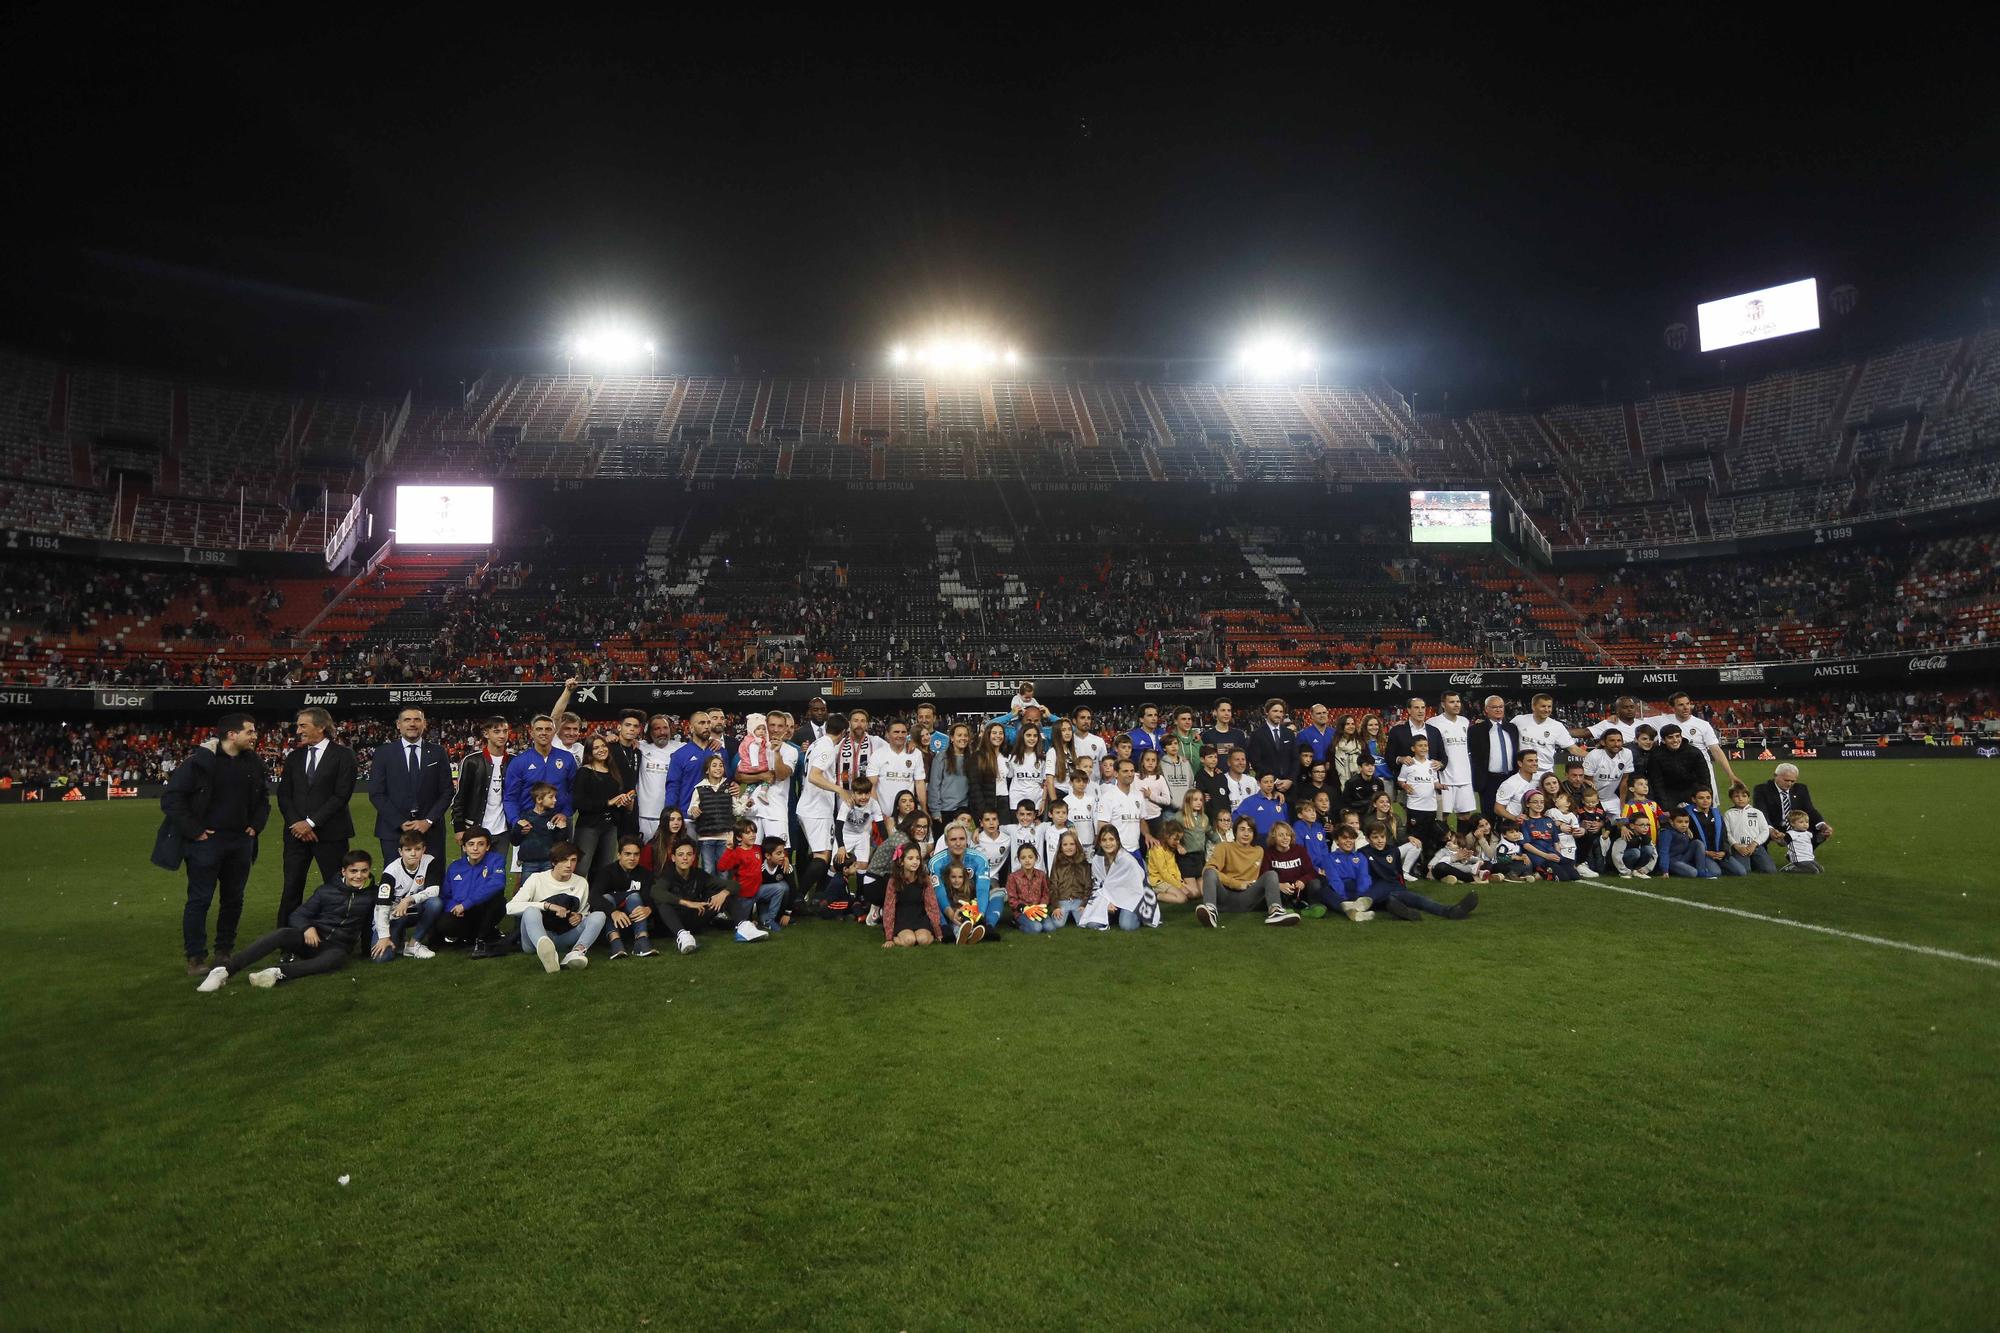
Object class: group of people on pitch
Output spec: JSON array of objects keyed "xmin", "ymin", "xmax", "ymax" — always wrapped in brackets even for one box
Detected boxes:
[{"xmin": 182, "ymin": 685, "xmax": 1835, "ymax": 991}]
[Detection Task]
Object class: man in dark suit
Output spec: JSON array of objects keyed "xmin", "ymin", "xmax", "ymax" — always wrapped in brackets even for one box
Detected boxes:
[
  {"xmin": 368, "ymin": 705, "xmax": 454, "ymax": 867},
  {"xmin": 1466, "ymin": 694, "xmax": 1524, "ymax": 824},
  {"xmin": 1243, "ymin": 697, "xmax": 1301, "ymax": 795},
  {"xmin": 1386, "ymin": 697, "xmax": 1448, "ymax": 772},
  {"xmin": 1752, "ymin": 763, "xmax": 1834, "ymax": 846},
  {"xmin": 154, "ymin": 712, "xmax": 270, "ymax": 975},
  {"xmin": 275, "ymin": 706, "xmax": 357, "ymax": 927}
]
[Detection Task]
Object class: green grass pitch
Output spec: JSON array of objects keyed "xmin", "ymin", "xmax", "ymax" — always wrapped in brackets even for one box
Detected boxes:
[{"xmin": 2, "ymin": 761, "xmax": 1995, "ymax": 1330}]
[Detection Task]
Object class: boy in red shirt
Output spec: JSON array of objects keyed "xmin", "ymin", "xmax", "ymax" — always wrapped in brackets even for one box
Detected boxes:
[{"xmin": 716, "ymin": 820, "xmax": 763, "ymax": 906}]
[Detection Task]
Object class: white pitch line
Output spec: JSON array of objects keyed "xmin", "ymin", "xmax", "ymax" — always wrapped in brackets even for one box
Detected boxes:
[{"xmin": 1584, "ymin": 880, "xmax": 2000, "ymax": 970}]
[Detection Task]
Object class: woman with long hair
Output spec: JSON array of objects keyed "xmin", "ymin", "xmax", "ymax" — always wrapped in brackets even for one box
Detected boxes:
[
  {"xmin": 928, "ymin": 722, "xmax": 973, "ymax": 824},
  {"xmin": 1331, "ymin": 715, "xmax": 1364, "ymax": 788},
  {"xmin": 969, "ymin": 721, "xmax": 1010, "ymax": 823},
  {"xmin": 1049, "ymin": 718, "xmax": 1081, "ymax": 793},
  {"xmin": 1005, "ymin": 723, "xmax": 1054, "ymax": 811},
  {"xmin": 649, "ymin": 806, "xmax": 696, "ymax": 871},
  {"xmin": 571, "ymin": 734, "xmax": 624, "ymax": 877}
]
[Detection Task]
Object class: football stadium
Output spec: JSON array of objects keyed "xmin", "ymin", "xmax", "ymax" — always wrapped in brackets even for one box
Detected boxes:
[{"xmin": 3, "ymin": 15, "xmax": 1996, "ymax": 1331}]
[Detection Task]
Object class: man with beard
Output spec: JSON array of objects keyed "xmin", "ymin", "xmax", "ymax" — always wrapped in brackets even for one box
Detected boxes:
[{"xmin": 634, "ymin": 713, "xmax": 681, "ymax": 843}]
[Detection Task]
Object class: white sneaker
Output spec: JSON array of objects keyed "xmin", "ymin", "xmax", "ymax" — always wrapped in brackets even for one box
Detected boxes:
[
  {"xmin": 1352, "ymin": 910, "xmax": 1377, "ymax": 922},
  {"xmin": 1576, "ymin": 865, "xmax": 1600, "ymax": 879},
  {"xmin": 1352, "ymin": 896, "xmax": 1373, "ymax": 914},
  {"xmin": 734, "ymin": 920, "xmax": 769, "ymax": 942},
  {"xmin": 864, "ymin": 905, "xmax": 882, "ymax": 927},
  {"xmin": 676, "ymin": 930, "xmax": 698, "ymax": 955},
  {"xmin": 1195, "ymin": 903, "xmax": 1218, "ymax": 929},
  {"xmin": 403, "ymin": 940, "xmax": 436, "ymax": 959},
  {"xmin": 562, "ymin": 950, "xmax": 589, "ymax": 970},
  {"xmin": 247, "ymin": 968, "xmax": 282, "ymax": 988},
  {"xmin": 196, "ymin": 966, "xmax": 229, "ymax": 993},
  {"xmin": 535, "ymin": 936, "xmax": 561, "ymax": 973}
]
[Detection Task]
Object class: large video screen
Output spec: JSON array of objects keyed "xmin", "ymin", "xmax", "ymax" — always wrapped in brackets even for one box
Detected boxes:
[
  {"xmin": 1697, "ymin": 277, "xmax": 1819, "ymax": 352},
  {"xmin": 1410, "ymin": 489, "xmax": 1492, "ymax": 544},
  {"xmin": 395, "ymin": 485, "xmax": 493, "ymax": 545}
]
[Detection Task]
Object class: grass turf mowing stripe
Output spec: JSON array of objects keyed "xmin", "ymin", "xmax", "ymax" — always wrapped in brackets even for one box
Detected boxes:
[{"xmin": 1584, "ymin": 879, "xmax": 2000, "ymax": 969}]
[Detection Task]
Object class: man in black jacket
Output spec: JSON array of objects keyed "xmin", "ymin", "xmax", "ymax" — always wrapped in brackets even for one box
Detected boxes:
[
  {"xmin": 1466, "ymin": 695, "xmax": 1524, "ymax": 826},
  {"xmin": 1386, "ymin": 697, "xmax": 1448, "ymax": 773},
  {"xmin": 1752, "ymin": 763, "xmax": 1835, "ymax": 846},
  {"xmin": 453, "ymin": 715, "xmax": 513, "ymax": 855},
  {"xmin": 275, "ymin": 706, "xmax": 357, "ymax": 927},
  {"xmin": 155, "ymin": 712, "xmax": 270, "ymax": 976},
  {"xmin": 1243, "ymin": 698, "xmax": 1301, "ymax": 795},
  {"xmin": 368, "ymin": 706, "xmax": 455, "ymax": 867},
  {"xmin": 196, "ymin": 849, "xmax": 376, "ymax": 991}
]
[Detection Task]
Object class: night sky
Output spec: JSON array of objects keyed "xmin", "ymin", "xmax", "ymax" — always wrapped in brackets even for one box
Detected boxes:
[{"xmin": 7, "ymin": 11, "xmax": 1996, "ymax": 407}]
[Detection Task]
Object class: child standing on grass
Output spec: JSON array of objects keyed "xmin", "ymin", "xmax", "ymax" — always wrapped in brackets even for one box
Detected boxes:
[
  {"xmin": 1780, "ymin": 810, "xmax": 1823, "ymax": 874},
  {"xmin": 1048, "ymin": 830, "xmax": 1093, "ymax": 930},
  {"xmin": 687, "ymin": 754, "xmax": 744, "ymax": 873},
  {"xmin": 517, "ymin": 782, "xmax": 566, "ymax": 876},
  {"xmin": 975, "ymin": 808, "xmax": 1011, "ymax": 888},
  {"xmin": 1006, "ymin": 843, "xmax": 1056, "ymax": 933}
]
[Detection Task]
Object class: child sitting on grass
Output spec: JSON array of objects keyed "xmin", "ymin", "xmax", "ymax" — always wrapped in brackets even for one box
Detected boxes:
[
  {"xmin": 1047, "ymin": 830, "xmax": 1092, "ymax": 930},
  {"xmin": 881, "ymin": 845, "xmax": 940, "ymax": 947},
  {"xmin": 198, "ymin": 850, "xmax": 377, "ymax": 992},
  {"xmin": 370, "ymin": 830, "xmax": 442, "ymax": 961},
  {"xmin": 1305, "ymin": 822, "xmax": 1375, "ymax": 921},
  {"xmin": 1362, "ymin": 824, "xmax": 1478, "ymax": 920},
  {"xmin": 1518, "ymin": 792, "xmax": 1578, "ymax": 881},
  {"xmin": 1428, "ymin": 829, "xmax": 1487, "ymax": 884},
  {"xmin": 1146, "ymin": 818, "xmax": 1199, "ymax": 905}
]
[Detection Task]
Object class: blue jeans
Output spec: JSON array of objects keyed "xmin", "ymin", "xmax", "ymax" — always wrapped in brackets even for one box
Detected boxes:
[
  {"xmin": 1667, "ymin": 857, "xmax": 1718, "ymax": 879},
  {"xmin": 606, "ymin": 890, "xmax": 654, "ymax": 954},
  {"xmin": 699, "ymin": 841, "xmax": 727, "ymax": 873},
  {"xmin": 519, "ymin": 909, "xmax": 607, "ymax": 956},
  {"xmin": 1049, "ymin": 899, "xmax": 1084, "ymax": 930},
  {"xmin": 182, "ymin": 832, "xmax": 254, "ymax": 959},
  {"xmin": 1114, "ymin": 908, "xmax": 1143, "ymax": 931},
  {"xmin": 371, "ymin": 898, "xmax": 444, "ymax": 958},
  {"xmin": 1724, "ymin": 848, "xmax": 1777, "ymax": 874}
]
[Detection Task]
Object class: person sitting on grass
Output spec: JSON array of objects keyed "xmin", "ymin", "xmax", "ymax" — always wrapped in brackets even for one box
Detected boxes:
[
  {"xmin": 1779, "ymin": 809, "xmax": 1823, "ymax": 875},
  {"xmin": 508, "ymin": 843, "xmax": 608, "ymax": 972},
  {"xmin": 1550, "ymin": 790, "xmax": 1600, "ymax": 879},
  {"xmin": 1193, "ymin": 816, "xmax": 1301, "ymax": 929},
  {"xmin": 197, "ymin": 850, "xmax": 376, "ymax": 992},
  {"xmin": 516, "ymin": 782, "xmax": 566, "ymax": 877},
  {"xmin": 928, "ymin": 823, "xmax": 996, "ymax": 942},
  {"xmin": 1428, "ymin": 829, "xmax": 1487, "ymax": 885},
  {"xmin": 743, "ymin": 838, "xmax": 792, "ymax": 934},
  {"xmin": 881, "ymin": 845, "xmax": 942, "ymax": 948},
  {"xmin": 1469, "ymin": 816, "xmax": 1531, "ymax": 882},
  {"xmin": 1047, "ymin": 830, "xmax": 1093, "ymax": 930},
  {"xmin": 593, "ymin": 836, "xmax": 659, "ymax": 959},
  {"xmin": 1518, "ymin": 792, "xmax": 1577, "ymax": 881},
  {"xmin": 1006, "ymin": 842, "xmax": 1055, "ymax": 934},
  {"xmin": 370, "ymin": 830, "xmax": 442, "ymax": 962},
  {"xmin": 1080, "ymin": 824, "xmax": 1163, "ymax": 931},
  {"xmin": 440, "ymin": 827, "xmax": 511, "ymax": 957},
  {"xmin": 1304, "ymin": 822, "xmax": 1375, "ymax": 921},
  {"xmin": 1656, "ymin": 809, "xmax": 1709, "ymax": 879},
  {"xmin": 1574, "ymin": 788, "xmax": 1613, "ymax": 876},
  {"xmin": 1616, "ymin": 776, "xmax": 1664, "ymax": 878},
  {"xmin": 651, "ymin": 838, "xmax": 737, "ymax": 949},
  {"xmin": 1261, "ymin": 820, "xmax": 1321, "ymax": 912},
  {"xmin": 939, "ymin": 863, "xmax": 988, "ymax": 945},
  {"xmin": 1146, "ymin": 818, "xmax": 1199, "ymax": 906},
  {"xmin": 1679, "ymin": 788, "xmax": 1729, "ymax": 879},
  {"xmin": 1722, "ymin": 783, "xmax": 1777, "ymax": 875},
  {"xmin": 1361, "ymin": 824, "xmax": 1478, "ymax": 921}
]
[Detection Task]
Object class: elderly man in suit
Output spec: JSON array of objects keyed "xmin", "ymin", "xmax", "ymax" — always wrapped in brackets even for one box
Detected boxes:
[
  {"xmin": 1466, "ymin": 695, "xmax": 1524, "ymax": 824},
  {"xmin": 275, "ymin": 706, "xmax": 358, "ymax": 926},
  {"xmin": 1752, "ymin": 762, "xmax": 1834, "ymax": 847},
  {"xmin": 368, "ymin": 706, "xmax": 454, "ymax": 867}
]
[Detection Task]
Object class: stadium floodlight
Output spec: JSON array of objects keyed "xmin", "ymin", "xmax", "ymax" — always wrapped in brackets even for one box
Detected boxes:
[
  {"xmin": 1235, "ymin": 334, "xmax": 1315, "ymax": 381},
  {"xmin": 565, "ymin": 322, "xmax": 659, "ymax": 372},
  {"xmin": 887, "ymin": 329, "xmax": 1022, "ymax": 376}
]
